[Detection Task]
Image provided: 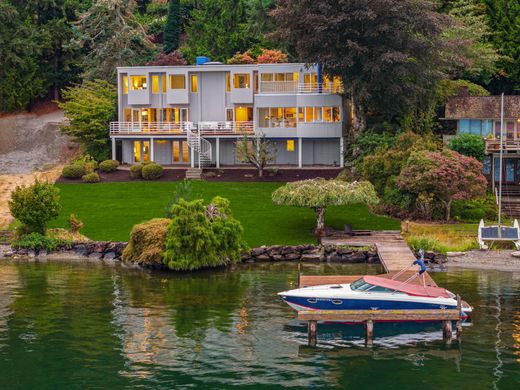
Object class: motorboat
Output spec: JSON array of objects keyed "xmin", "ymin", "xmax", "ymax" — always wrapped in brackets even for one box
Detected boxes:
[{"xmin": 278, "ymin": 274, "xmax": 473, "ymax": 319}]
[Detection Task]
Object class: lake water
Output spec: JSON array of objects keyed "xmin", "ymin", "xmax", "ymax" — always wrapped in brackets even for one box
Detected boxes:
[{"xmin": 0, "ymin": 260, "xmax": 519, "ymax": 389}]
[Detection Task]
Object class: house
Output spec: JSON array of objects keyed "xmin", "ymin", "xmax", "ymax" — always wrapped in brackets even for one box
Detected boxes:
[
  {"xmin": 110, "ymin": 59, "xmax": 346, "ymax": 169},
  {"xmin": 444, "ymin": 93, "xmax": 520, "ymax": 186}
]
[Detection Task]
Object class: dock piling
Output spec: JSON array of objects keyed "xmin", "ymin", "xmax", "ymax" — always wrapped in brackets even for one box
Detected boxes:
[
  {"xmin": 456, "ymin": 295, "xmax": 463, "ymax": 341},
  {"xmin": 364, "ymin": 320, "xmax": 374, "ymax": 347},
  {"xmin": 308, "ymin": 320, "xmax": 317, "ymax": 347},
  {"xmin": 442, "ymin": 320, "xmax": 453, "ymax": 344}
]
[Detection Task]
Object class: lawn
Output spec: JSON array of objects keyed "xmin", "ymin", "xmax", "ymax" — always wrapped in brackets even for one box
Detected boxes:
[{"xmin": 49, "ymin": 181, "xmax": 400, "ymax": 247}]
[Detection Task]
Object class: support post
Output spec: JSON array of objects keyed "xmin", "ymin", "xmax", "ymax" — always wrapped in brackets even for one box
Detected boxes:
[
  {"xmin": 442, "ymin": 320, "xmax": 453, "ymax": 344},
  {"xmin": 456, "ymin": 294, "xmax": 463, "ymax": 341},
  {"xmin": 340, "ymin": 137, "xmax": 345, "ymax": 168},
  {"xmin": 298, "ymin": 138, "xmax": 302, "ymax": 168},
  {"xmin": 365, "ymin": 320, "xmax": 374, "ymax": 347},
  {"xmin": 191, "ymin": 144, "xmax": 195, "ymax": 168},
  {"xmin": 297, "ymin": 262, "xmax": 301, "ymax": 287},
  {"xmin": 150, "ymin": 138, "xmax": 154, "ymax": 162},
  {"xmin": 216, "ymin": 137, "xmax": 220, "ymax": 168},
  {"xmin": 111, "ymin": 138, "xmax": 116, "ymax": 160},
  {"xmin": 308, "ymin": 320, "xmax": 317, "ymax": 347}
]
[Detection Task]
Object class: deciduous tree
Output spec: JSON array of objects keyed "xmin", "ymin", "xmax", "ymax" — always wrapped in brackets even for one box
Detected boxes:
[
  {"xmin": 257, "ymin": 48, "xmax": 288, "ymax": 63},
  {"xmin": 235, "ymin": 135, "xmax": 276, "ymax": 177}
]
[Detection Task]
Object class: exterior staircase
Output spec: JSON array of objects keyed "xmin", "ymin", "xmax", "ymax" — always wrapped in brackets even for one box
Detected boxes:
[
  {"xmin": 185, "ymin": 168, "xmax": 203, "ymax": 180},
  {"xmin": 186, "ymin": 123, "xmax": 212, "ymax": 169},
  {"xmin": 497, "ymin": 185, "xmax": 520, "ymax": 218}
]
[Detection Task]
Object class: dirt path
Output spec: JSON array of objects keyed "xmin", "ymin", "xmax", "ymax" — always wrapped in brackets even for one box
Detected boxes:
[{"xmin": 0, "ymin": 109, "xmax": 77, "ymax": 228}]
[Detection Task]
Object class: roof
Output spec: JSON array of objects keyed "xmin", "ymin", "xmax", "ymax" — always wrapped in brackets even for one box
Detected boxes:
[
  {"xmin": 445, "ymin": 95, "xmax": 520, "ymax": 119},
  {"xmin": 363, "ymin": 275, "xmax": 451, "ymax": 298},
  {"xmin": 117, "ymin": 62, "xmax": 316, "ymax": 73}
]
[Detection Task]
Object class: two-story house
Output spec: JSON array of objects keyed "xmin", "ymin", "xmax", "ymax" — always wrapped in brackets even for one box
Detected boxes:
[
  {"xmin": 110, "ymin": 59, "xmax": 345, "ymax": 169},
  {"xmin": 444, "ymin": 93, "xmax": 520, "ymax": 186}
]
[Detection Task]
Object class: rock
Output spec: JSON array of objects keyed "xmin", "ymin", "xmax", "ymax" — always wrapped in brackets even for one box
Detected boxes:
[
  {"xmin": 327, "ymin": 254, "xmax": 343, "ymax": 263},
  {"xmin": 272, "ymin": 254, "xmax": 284, "ymax": 261},
  {"xmin": 28, "ymin": 250, "xmax": 36, "ymax": 258},
  {"xmin": 38, "ymin": 250, "xmax": 47, "ymax": 257},
  {"xmin": 435, "ymin": 254, "xmax": 448, "ymax": 263},
  {"xmin": 88, "ymin": 252, "xmax": 103, "ymax": 260},
  {"xmin": 512, "ymin": 251, "xmax": 520, "ymax": 258},
  {"xmin": 301, "ymin": 253, "xmax": 321, "ymax": 262},
  {"xmin": 424, "ymin": 251, "xmax": 436, "ymax": 260},
  {"xmin": 284, "ymin": 253, "xmax": 301, "ymax": 261},
  {"xmin": 103, "ymin": 252, "xmax": 117, "ymax": 261},
  {"xmin": 302, "ymin": 248, "xmax": 320, "ymax": 254},
  {"xmin": 346, "ymin": 251, "xmax": 367, "ymax": 263},
  {"xmin": 74, "ymin": 244, "xmax": 88, "ymax": 257},
  {"xmin": 94, "ymin": 242, "xmax": 107, "ymax": 253},
  {"xmin": 447, "ymin": 251, "xmax": 466, "ymax": 257},
  {"xmin": 252, "ymin": 247, "xmax": 266, "ymax": 256},
  {"xmin": 256, "ymin": 254, "xmax": 270, "ymax": 261},
  {"xmin": 367, "ymin": 255, "xmax": 380, "ymax": 264}
]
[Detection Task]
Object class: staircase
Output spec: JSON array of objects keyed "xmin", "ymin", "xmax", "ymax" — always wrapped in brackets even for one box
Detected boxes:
[
  {"xmin": 185, "ymin": 168, "xmax": 203, "ymax": 180},
  {"xmin": 186, "ymin": 123, "xmax": 212, "ymax": 169},
  {"xmin": 497, "ymin": 185, "xmax": 520, "ymax": 218}
]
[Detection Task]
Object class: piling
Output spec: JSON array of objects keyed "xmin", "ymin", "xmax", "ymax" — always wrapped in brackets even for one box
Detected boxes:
[{"xmin": 308, "ymin": 320, "xmax": 317, "ymax": 347}]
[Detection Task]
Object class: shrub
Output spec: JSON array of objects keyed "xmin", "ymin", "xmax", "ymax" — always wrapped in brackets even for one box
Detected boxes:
[
  {"xmin": 164, "ymin": 180, "xmax": 193, "ymax": 218},
  {"xmin": 163, "ymin": 197, "xmax": 247, "ymax": 271},
  {"xmin": 74, "ymin": 155, "xmax": 98, "ymax": 173},
  {"xmin": 8, "ymin": 180, "xmax": 61, "ymax": 234},
  {"xmin": 227, "ymin": 51, "xmax": 255, "ymax": 64},
  {"xmin": 130, "ymin": 164, "xmax": 144, "ymax": 179},
  {"xmin": 336, "ymin": 168, "xmax": 354, "ymax": 181},
  {"xmin": 82, "ymin": 172, "xmax": 100, "ymax": 183},
  {"xmin": 68, "ymin": 213, "xmax": 84, "ymax": 233},
  {"xmin": 142, "ymin": 163, "xmax": 164, "ymax": 180},
  {"xmin": 122, "ymin": 218, "xmax": 171, "ymax": 267},
  {"xmin": 99, "ymin": 159, "xmax": 120, "ymax": 173},
  {"xmin": 11, "ymin": 232, "xmax": 64, "ymax": 251},
  {"xmin": 62, "ymin": 164, "xmax": 86, "ymax": 179},
  {"xmin": 407, "ymin": 235, "xmax": 448, "ymax": 254},
  {"xmin": 257, "ymin": 49, "xmax": 288, "ymax": 63},
  {"xmin": 452, "ymin": 196, "xmax": 498, "ymax": 222},
  {"xmin": 448, "ymin": 134, "xmax": 485, "ymax": 161}
]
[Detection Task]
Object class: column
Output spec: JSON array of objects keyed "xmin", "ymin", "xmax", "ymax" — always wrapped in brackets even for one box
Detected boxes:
[
  {"xmin": 298, "ymin": 138, "xmax": 302, "ymax": 168},
  {"xmin": 111, "ymin": 138, "xmax": 116, "ymax": 160},
  {"xmin": 340, "ymin": 136, "xmax": 345, "ymax": 168},
  {"xmin": 150, "ymin": 138, "xmax": 154, "ymax": 162},
  {"xmin": 191, "ymin": 145, "xmax": 195, "ymax": 168},
  {"xmin": 216, "ymin": 138, "xmax": 220, "ymax": 168}
]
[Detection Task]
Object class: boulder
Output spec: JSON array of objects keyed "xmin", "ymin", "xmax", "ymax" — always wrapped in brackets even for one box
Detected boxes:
[
  {"xmin": 345, "ymin": 251, "xmax": 367, "ymax": 263},
  {"xmin": 512, "ymin": 251, "xmax": 520, "ymax": 258},
  {"xmin": 88, "ymin": 252, "xmax": 103, "ymax": 260},
  {"xmin": 255, "ymin": 254, "xmax": 271, "ymax": 261},
  {"xmin": 446, "ymin": 252, "xmax": 466, "ymax": 257},
  {"xmin": 327, "ymin": 253, "xmax": 343, "ymax": 263},
  {"xmin": 301, "ymin": 253, "xmax": 321, "ymax": 262},
  {"xmin": 103, "ymin": 252, "xmax": 117, "ymax": 261},
  {"xmin": 251, "ymin": 247, "xmax": 266, "ymax": 256},
  {"xmin": 284, "ymin": 253, "xmax": 301, "ymax": 261}
]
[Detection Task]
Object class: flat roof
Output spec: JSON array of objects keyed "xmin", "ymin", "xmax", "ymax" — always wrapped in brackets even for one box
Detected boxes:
[{"xmin": 117, "ymin": 63, "xmax": 316, "ymax": 72}]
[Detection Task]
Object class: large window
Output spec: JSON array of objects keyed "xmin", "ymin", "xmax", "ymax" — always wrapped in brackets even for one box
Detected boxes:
[
  {"xmin": 130, "ymin": 75, "xmax": 147, "ymax": 91},
  {"xmin": 258, "ymin": 107, "xmax": 298, "ymax": 128},
  {"xmin": 459, "ymin": 119, "xmax": 493, "ymax": 136},
  {"xmin": 152, "ymin": 75, "xmax": 159, "ymax": 94},
  {"xmin": 122, "ymin": 75, "xmax": 128, "ymax": 94},
  {"xmin": 298, "ymin": 106, "xmax": 341, "ymax": 122},
  {"xmin": 191, "ymin": 75, "xmax": 198, "ymax": 93},
  {"xmin": 133, "ymin": 141, "xmax": 150, "ymax": 163},
  {"xmin": 170, "ymin": 74, "xmax": 186, "ymax": 89},
  {"xmin": 261, "ymin": 73, "xmax": 298, "ymax": 82},
  {"xmin": 161, "ymin": 75, "xmax": 167, "ymax": 93},
  {"xmin": 233, "ymin": 73, "xmax": 250, "ymax": 89},
  {"xmin": 226, "ymin": 73, "xmax": 231, "ymax": 92}
]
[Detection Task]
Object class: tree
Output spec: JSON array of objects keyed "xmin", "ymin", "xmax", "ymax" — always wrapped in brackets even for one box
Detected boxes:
[
  {"xmin": 448, "ymin": 134, "xmax": 485, "ymax": 161},
  {"xmin": 271, "ymin": 0, "xmax": 457, "ymax": 127},
  {"xmin": 397, "ymin": 149, "xmax": 487, "ymax": 221},
  {"xmin": 77, "ymin": 0, "xmax": 155, "ymax": 81},
  {"xmin": 235, "ymin": 135, "xmax": 276, "ymax": 177},
  {"xmin": 257, "ymin": 48, "xmax": 288, "ymax": 63},
  {"xmin": 146, "ymin": 51, "xmax": 187, "ymax": 66},
  {"xmin": 57, "ymin": 80, "xmax": 117, "ymax": 160},
  {"xmin": 227, "ymin": 52, "xmax": 256, "ymax": 64},
  {"xmin": 272, "ymin": 179, "xmax": 379, "ymax": 234},
  {"xmin": 9, "ymin": 181, "xmax": 61, "ymax": 234},
  {"xmin": 0, "ymin": 2, "xmax": 46, "ymax": 112},
  {"xmin": 163, "ymin": 0, "xmax": 181, "ymax": 53},
  {"xmin": 182, "ymin": 0, "xmax": 255, "ymax": 63},
  {"xmin": 163, "ymin": 197, "xmax": 246, "ymax": 271}
]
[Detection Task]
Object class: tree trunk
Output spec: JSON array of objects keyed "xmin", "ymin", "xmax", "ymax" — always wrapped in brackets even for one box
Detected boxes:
[
  {"xmin": 442, "ymin": 200, "xmax": 452, "ymax": 222},
  {"xmin": 258, "ymin": 165, "xmax": 263, "ymax": 178},
  {"xmin": 315, "ymin": 207, "xmax": 326, "ymax": 232}
]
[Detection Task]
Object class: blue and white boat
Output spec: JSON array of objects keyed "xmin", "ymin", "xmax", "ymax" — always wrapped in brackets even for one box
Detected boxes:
[{"xmin": 278, "ymin": 275, "xmax": 473, "ymax": 319}]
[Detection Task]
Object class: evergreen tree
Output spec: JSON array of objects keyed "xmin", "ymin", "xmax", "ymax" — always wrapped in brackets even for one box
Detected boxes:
[{"xmin": 163, "ymin": 0, "xmax": 181, "ymax": 53}]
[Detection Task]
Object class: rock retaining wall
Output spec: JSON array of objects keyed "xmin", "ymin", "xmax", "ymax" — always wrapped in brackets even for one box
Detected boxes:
[{"xmin": 0, "ymin": 241, "xmax": 381, "ymax": 265}]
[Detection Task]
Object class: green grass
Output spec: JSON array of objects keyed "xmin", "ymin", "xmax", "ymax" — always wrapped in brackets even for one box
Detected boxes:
[{"xmin": 49, "ymin": 182, "xmax": 400, "ymax": 247}]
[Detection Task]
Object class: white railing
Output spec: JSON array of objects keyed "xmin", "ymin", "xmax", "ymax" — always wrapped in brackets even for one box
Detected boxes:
[
  {"xmin": 198, "ymin": 121, "xmax": 254, "ymax": 134},
  {"xmin": 297, "ymin": 82, "xmax": 344, "ymax": 94},
  {"xmin": 259, "ymin": 81, "xmax": 298, "ymax": 93},
  {"xmin": 109, "ymin": 121, "xmax": 190, "ymax": 135},
  {"xmin": 186, "ymin": 123, "xmax": 212, "ymax": 168}
]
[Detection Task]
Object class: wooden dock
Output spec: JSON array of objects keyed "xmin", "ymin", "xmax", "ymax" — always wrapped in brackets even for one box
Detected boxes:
[{"xmin": 297, "ymin": 230, "xmax": 464, "ymax": 346}]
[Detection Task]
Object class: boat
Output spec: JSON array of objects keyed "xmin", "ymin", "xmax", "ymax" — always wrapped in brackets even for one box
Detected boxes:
[{"xmin": 278, "ymin": 274, "xmax": 473, "ymax": 319}]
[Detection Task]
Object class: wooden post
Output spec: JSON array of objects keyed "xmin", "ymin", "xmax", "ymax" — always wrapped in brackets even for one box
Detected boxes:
[
  {"xmin": 308, "ymin": 320, "xmax": 317, "ymax": 347},
  {"xmin": 365, "ymin": 320, "xmax": 374, "ymax": 347},
  {"xmin": 456, "ymin": 294, "xmax": 463, "ymax": 341},
  {"xmin": 297, "ymin": 262, "xmax": 301, "ymax": 287},
  {"xmin": 442, "ymin": 320, "xmax": 452, "ymax": 344}
]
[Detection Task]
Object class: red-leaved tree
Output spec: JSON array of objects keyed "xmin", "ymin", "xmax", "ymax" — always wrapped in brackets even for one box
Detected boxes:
[
  {"xmin": 397, "ymin": 149, "xmax": 487, "ymax": 221},
  {"xmin": 257, "ymin": 49, "xmax": 288, "ymax": 63},
  {"xmin": 146, "ymin": 51, "xmax": 187, "ymax": 66},
  {"xmin": 227, "ymin": 51, "xmax": 255, "ymax": 64}
]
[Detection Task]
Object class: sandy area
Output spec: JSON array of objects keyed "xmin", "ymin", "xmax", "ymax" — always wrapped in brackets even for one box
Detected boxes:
[
  {"xmin": 0, "ymin": 109, "xmax": 77, "ymax": 229},
  {"xmin": 447, "ymin": 250, "xmax": 520, "ymax": 271}
]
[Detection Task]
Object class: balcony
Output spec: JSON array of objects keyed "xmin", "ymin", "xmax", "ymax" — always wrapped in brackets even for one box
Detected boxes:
[
  {"xmin": 110, "ymin": 121, "xmax": 254, "ymax": 136},
  {"xmin": 258, "ymin": 81, "xmax": 344, "ymax": 95},
  {"xmin": 485, "ymin": 138, "xmax": 520, "ymax": 154}
]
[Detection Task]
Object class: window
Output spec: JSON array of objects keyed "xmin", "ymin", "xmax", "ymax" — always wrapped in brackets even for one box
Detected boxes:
[
  {"xmin": 235, "ymin": 106, "xmax": 253, "ymax": 122},
  {"xmin": 152, "ymin": 75, "xmax": 159, "ymax": 94},
  {"xmin": 261, "ymin": 73, "xmax": 273, "ymax": 82},
  {"xmin": 270, "ymin": 107, "xmax": 283, "ymax": 127},
  {"xmin": 191, "ymin": 75, "xmax": 198, "ymax": 92},
  {"xmin": 314, "ymin": 107, "xmax": 323, "ymax": 121},
  {"xmin": 460, "ymin": 119, "xmax": 494, "ymax": 136},
  {"xmin": 170, "ymin": 74, "xmax": 186, "ymax": 89},
  {"xmin": 226, "ymin": 73, "xmax": 231, "ymax": 92},
  {"xmin": 257, "ymin": 107, "xmax": 297, "ymax": 128},
  {"xmin": 483, "ymin": 156, "xmax": 491, "ymax": 175},
  {"xmin": 284, "ymin": 107, "xmax": 297, "ymax": 127},
  {"xmin": 130, "ymin": 75, "xmax": 147, "ymax": 91},
  {"xmin": 305, "ymin": 107, "xmax": 314, "ymax": 122},
  {"xmin": 122, "ymin": 75, "xmax": 128, "ymax": 94},
  {"xmin": 233, "ymin": 73, "xmax": 250, "ymax": 88},
  {"xmin": 258, "ymin": 108, "xmax": 269, "ymax": 127},
  {"xmin": 143, "ymin": 141, "xmax": 150, "ymax": 162},
  {"xmin": 226, "ymin": 108, "xmax": 234, "ymax": 121},
  {"xmin": 134, "ymin": 141, "xmax": 141, "ymax": 162},
  {"xmin": 161, "ymin": 75, "xmax": 167, "ymax": 93},
  {"xmin": 287, "ymin": 140, "xmax": 295, "ymax": 151}
]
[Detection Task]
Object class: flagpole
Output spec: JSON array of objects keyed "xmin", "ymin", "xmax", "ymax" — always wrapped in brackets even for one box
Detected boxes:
[{"xmin": 498, "ymin": 93, "xmax": 504, "ymax": 227}]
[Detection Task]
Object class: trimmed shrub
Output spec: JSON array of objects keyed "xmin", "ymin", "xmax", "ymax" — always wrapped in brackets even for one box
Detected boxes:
[
  {"xmin": 142, "ymin": 163, "xmax": 164, "ymax": 180},
  {"xmin": 62, "ymin": 164, "xmax": 86, "ymax": 179},
  {"xmin": 448, "ymin": 134, "xmax": 485, "ymax": 161},
  {"xmin": 8, "ymin": 180, "xmax": 61, "ymax": 234},
  {"xmin": 11, "ymin": 232, "xmax": 64, "ymax": 251},
  {"xmin": 99, "ymin": 159, "xmax": 120, "ymax": 173},
  {"xmin": 74, "ymin": 155, "xmax": 98, "ymax": 173},
  {"xmin": 82, "ymin": 172, "xmax": 100, "ymax": 183},
  {"xmin": 122, "ymin": 218, "xmax": 170, "ymax": 267},
  {"xmin": 130, "ymin": 164, "xmax": 143, "ymax": 179}
]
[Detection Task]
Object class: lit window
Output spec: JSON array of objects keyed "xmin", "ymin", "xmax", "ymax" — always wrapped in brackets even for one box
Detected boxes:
[
  {"xmin": 134, "ymin": 141, "xmax": 141, "ymax": 162},
  {"xmin": 191, "ymin": 75, "xmax": 198, "ymax": 93},
  {"xmin": 130, "ymin": 75, "xmax": 147, "ymax": 91},
  {"xmin": 305, "ymin": 107, "xmax": 314, "ymax": 122},
  {"xmin": 152, "ymin": 75, "xmax": 159, "ymax": 94},
  {"xmin": 332, "ymin": 107, "xmax": 341, "ymax": 122},
  {"xmin": 226, "ymin": 73, "xmax": 231, "ymax": 92},
  {"xmin": 261, "ymin": 73, "xmax": 273, "ymax": 81},
  {"xmin": 170, "ymin": 74, "xmax": 186, "ymax": 89},
  {"xmin": 161, "ymin": 75, "xmax": 167, "ymax": 93},
  {"xmin": 275, "ymin": 73, "xmax": 285, "ymax": 82},
  {"xmin": 324, "ymin": 107, "xmax": 333, "ymax": 122},
  {"xmin": 122, "ymin": 75, "xmax": 128, "ymax": 94},
  {"xmin": 287, "ymin": 140, "xmax": 295, "ymax": 152},
  {"xmin": 284, "ymin": 107, "xmax": 297, "ymax": 127},
  {"xmin": 233, "ymin": 73, "xmax": 250, "ymax": 89}
]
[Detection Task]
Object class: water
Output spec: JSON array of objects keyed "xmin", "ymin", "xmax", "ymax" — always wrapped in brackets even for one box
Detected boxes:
[{"xmin": 0, "ymin": 260, "xmax": 519, "ymax": 389}]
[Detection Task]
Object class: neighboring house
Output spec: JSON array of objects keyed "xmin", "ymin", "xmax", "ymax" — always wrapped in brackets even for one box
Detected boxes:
[
  {"xmin": 444, "ymin": 93, "xmax": 520, "ymax": 186},
  {"xmin": 111, "ymin": 60, "xmax": 345, "ymax": 168}
]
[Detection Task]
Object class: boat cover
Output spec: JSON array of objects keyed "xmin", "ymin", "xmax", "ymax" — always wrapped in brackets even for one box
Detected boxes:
[{"xmin": 363, "ymin": 275, "xmax": 451, "ymax": 298}]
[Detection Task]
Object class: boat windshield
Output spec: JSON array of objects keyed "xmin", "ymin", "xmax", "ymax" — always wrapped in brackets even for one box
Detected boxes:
[{"xmin": 350, "ymin": 278, "xmax": 395, "ymax": 293}]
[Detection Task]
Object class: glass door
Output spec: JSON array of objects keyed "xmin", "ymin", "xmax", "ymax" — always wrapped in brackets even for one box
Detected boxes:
[{"xmin": 494, "ymin": 158, "xmax": 517, "ymax": 184}]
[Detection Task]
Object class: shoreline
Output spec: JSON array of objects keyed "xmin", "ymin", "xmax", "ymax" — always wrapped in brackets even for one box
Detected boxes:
[{"xmin": 447, "ymin": 250, "xmax": 520, "ymax": 272}]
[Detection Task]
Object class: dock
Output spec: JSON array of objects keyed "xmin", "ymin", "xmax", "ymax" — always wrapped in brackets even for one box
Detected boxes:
[{"xmin": 297, "ymin": 230, "xmax": 463, "ymax": 346}]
